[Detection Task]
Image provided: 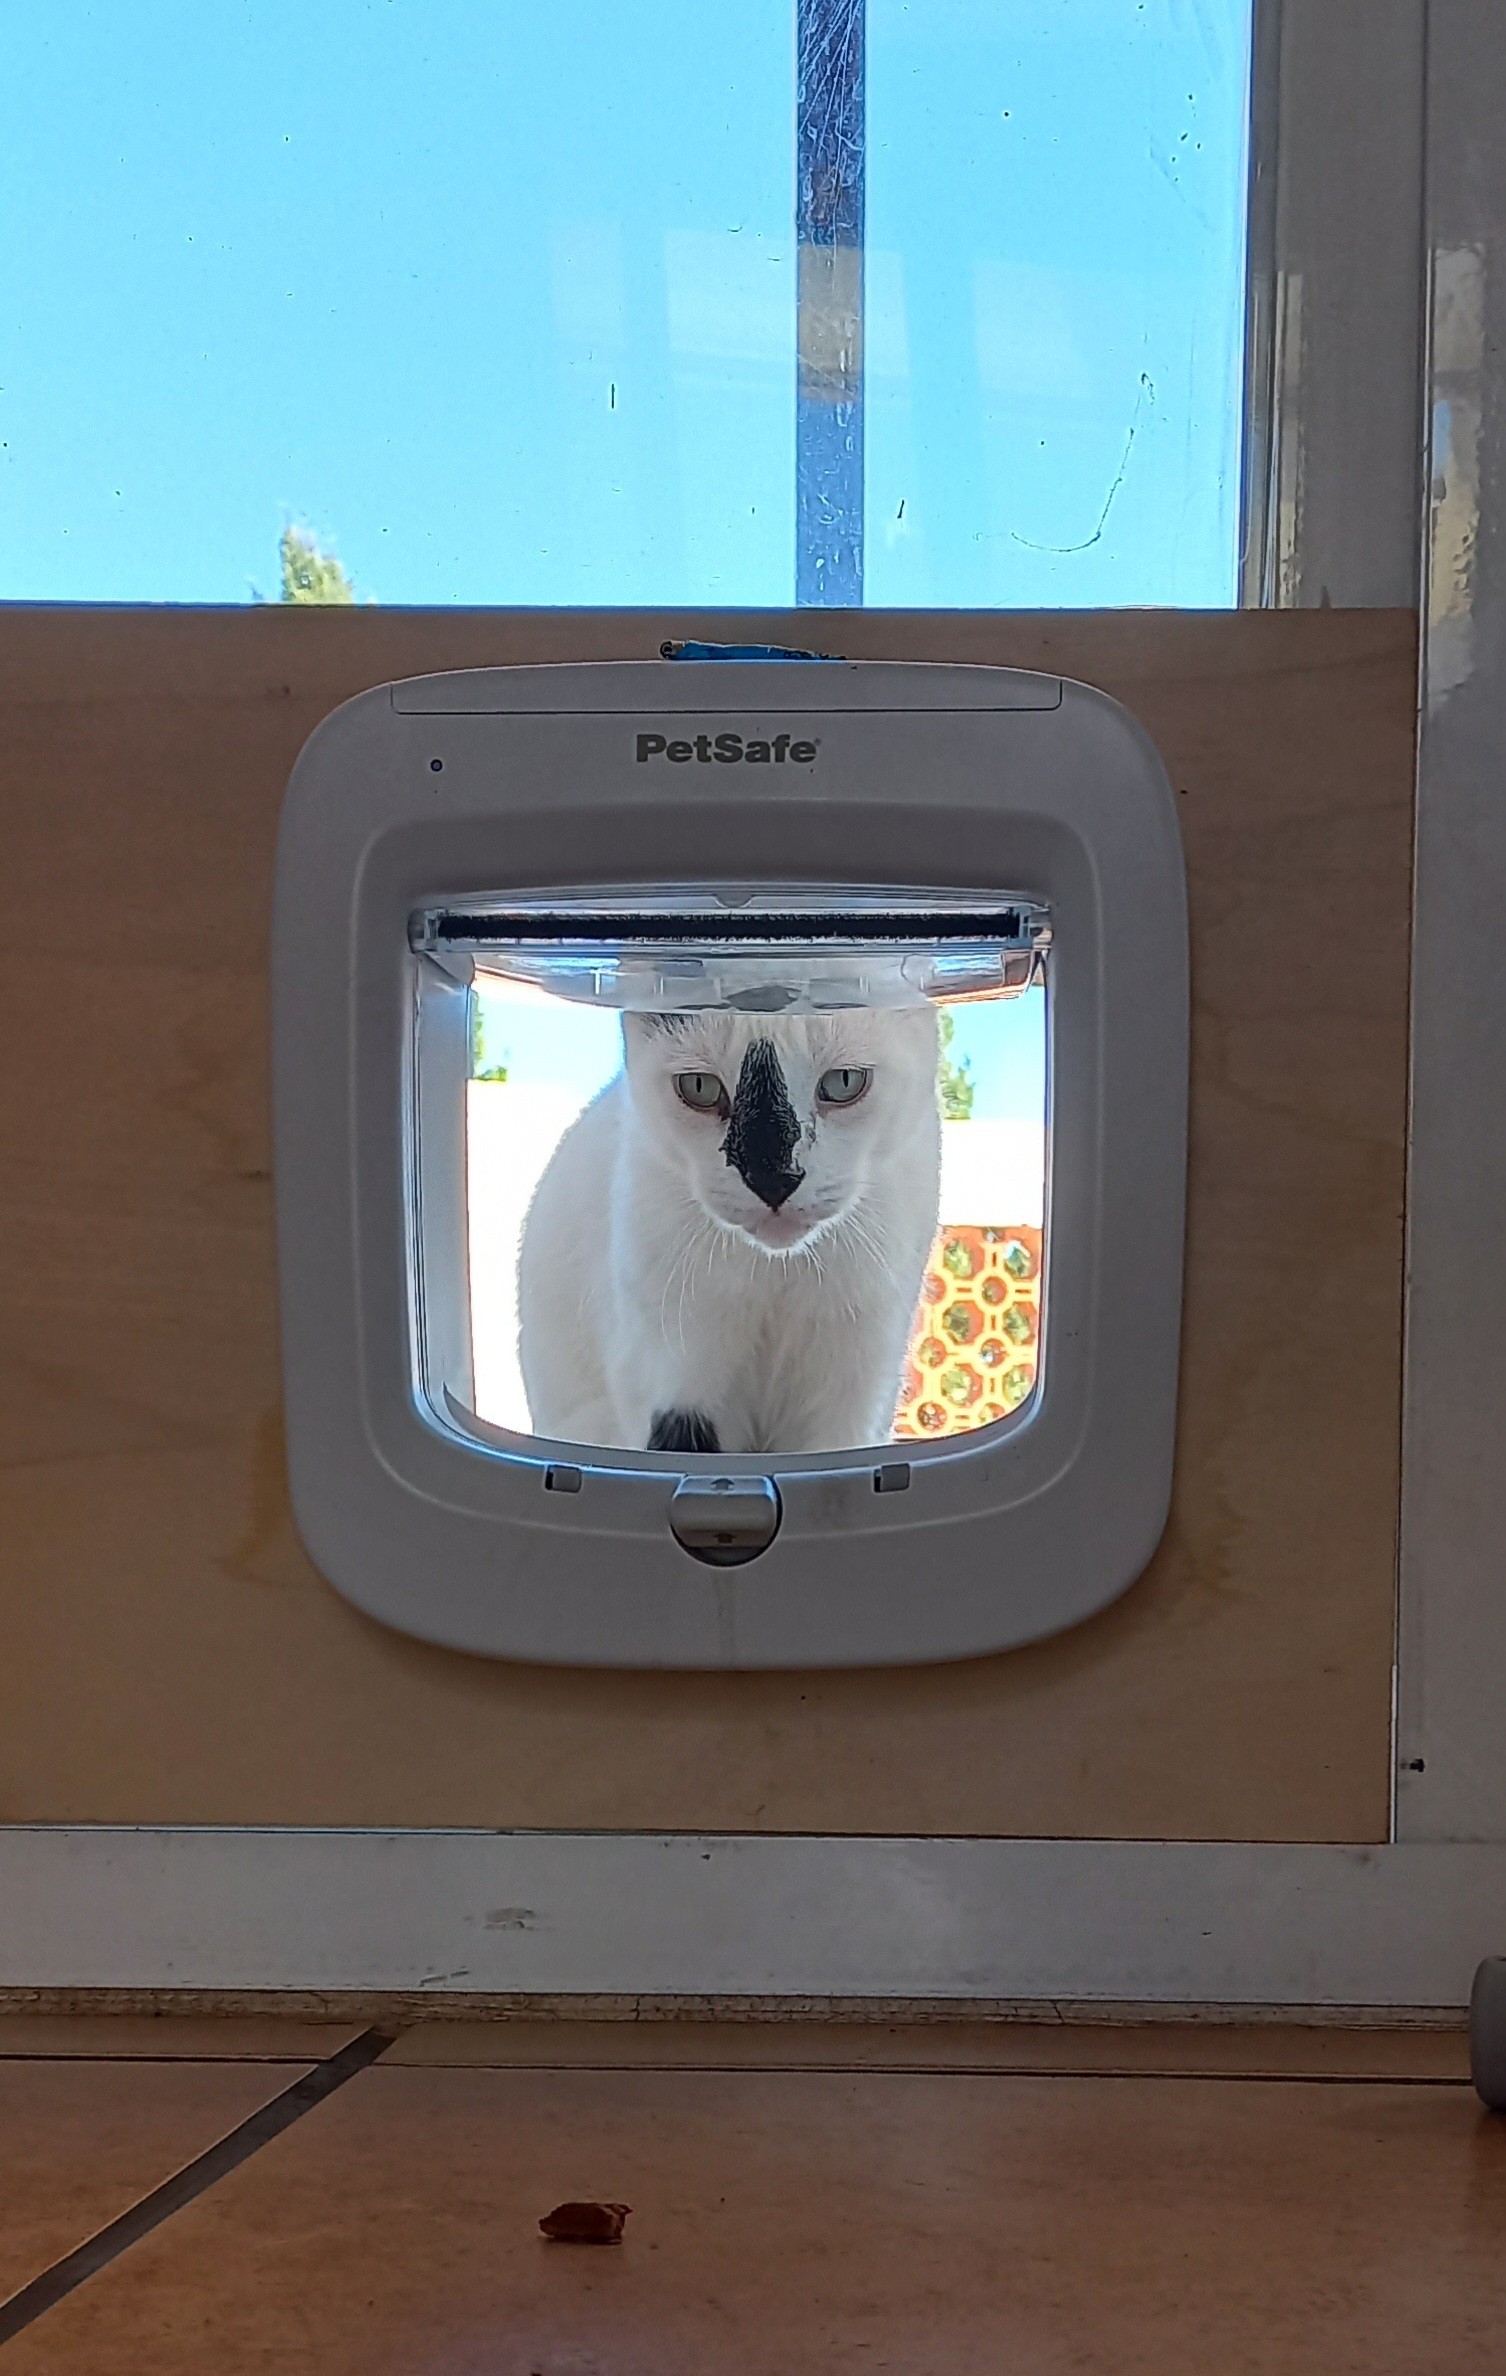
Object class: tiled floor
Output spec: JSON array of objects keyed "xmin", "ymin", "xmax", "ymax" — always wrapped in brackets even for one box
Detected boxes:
[
  {"xmin": 0, "ymin": 2017, "xmax": 360, "ymax": 2062},
  {"xmin": 382, "ymin": 2014, "xmax": 1475, "ymax": 2080},
  {"xmin": 0, "ymin": 2058, "xmax": 306, "ymax": 2301},
  {"xmin": 1, "ymin": 2017, "xmax": 1501, "ymax": 2373}
]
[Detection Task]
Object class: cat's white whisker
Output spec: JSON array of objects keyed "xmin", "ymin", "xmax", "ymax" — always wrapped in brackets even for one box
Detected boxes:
[{"xmin": 667, "ymin": 1215, "xmax": 713, "ymax": 1351}]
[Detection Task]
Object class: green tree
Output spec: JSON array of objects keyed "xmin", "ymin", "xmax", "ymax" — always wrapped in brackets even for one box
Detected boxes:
[
  {"xmin": 938, "ymin": 1007, "xmax": 975, "ymax": 1121},
  {"xmin": 470, "ymin": 995, "xmax": 509, "ymax": 1084},
  {"xmin": 278, "ymin": 522, "xmax": 361, "ymax": 604}
]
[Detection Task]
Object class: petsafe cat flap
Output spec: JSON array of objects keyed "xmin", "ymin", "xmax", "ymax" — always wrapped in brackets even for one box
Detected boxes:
[{"xmin": 272, "ymin": 658, "xmax": 1187, "ymax": 1668}]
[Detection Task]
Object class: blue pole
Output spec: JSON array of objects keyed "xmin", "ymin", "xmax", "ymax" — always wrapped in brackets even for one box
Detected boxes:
[{"xmin": 796, "ymin": 0, "xmax": 865, "ymax": 606}]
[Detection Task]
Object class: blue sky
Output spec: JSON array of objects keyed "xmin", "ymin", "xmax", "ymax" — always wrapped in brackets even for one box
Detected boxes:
[
  {"xmin": 474, "ymin": 981, "xmax": 1046, "ymax": 1124},
  {"xmin": 0, "ymin": 1, "xmax": 1250, "ymax": 608}
]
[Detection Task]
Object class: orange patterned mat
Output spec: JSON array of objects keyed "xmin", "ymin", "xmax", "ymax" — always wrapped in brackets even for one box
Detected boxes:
[{"xmin": 893, "ymin": 1223, "xmax": 1042, "ymax": 1438}]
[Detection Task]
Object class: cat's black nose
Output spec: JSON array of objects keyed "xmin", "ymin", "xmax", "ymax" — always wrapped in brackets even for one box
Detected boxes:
[
  {"xmin": 745, "ymin": 1162, "xmax": 805, "ymax": 1211},
  {"xmin": 722, "ymin": 1039, "xmax": 806, "ymax": 1213}
]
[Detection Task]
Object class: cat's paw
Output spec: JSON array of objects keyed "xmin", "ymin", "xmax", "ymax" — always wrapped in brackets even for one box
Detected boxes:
[{"xmin": 647, "ymin": 1408, "xmax": 721, "ymax": 1454}]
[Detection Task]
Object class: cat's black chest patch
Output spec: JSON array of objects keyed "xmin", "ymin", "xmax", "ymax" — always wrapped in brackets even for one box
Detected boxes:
[
  {"xmin": 721, "ymin": 1039, "xmax": 806, "ymax": 1210},
  {"xmin": 648, "ymin": 1408, "xmax": 721, "ymax": 1454}
]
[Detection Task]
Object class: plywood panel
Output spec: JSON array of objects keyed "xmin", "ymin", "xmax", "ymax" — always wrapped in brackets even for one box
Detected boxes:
[{"xmin": 0, "ymin": 608, "xmax": 1415, "ymax": 1838}]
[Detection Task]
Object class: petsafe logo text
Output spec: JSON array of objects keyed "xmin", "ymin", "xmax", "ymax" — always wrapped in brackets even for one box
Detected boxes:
[{"xmin": 635, "ymin": 730, "xmax": 819, "ymax": 765}]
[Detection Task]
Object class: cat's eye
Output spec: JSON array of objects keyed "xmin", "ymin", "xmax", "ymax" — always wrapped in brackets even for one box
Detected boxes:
[
  {"xmin": 675, "ymin": 1070, "xmax": 728, "ymax": 1114},
  {"xmin": 817, "ymin": 1065, "xmax": 872, "ymax": 1108}
]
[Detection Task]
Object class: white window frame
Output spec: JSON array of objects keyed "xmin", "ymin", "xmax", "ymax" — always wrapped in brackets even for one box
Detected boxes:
[{"xmin": 1241, "ymin": 0, "xmax": 1427, "ymax": 609}]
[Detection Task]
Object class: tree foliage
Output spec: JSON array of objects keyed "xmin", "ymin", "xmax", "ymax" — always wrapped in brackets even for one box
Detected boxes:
[
  {"xmin": 278, "ymin": 523, "xmax": 361, "ymax": 604},
  {"xmin": 938, "ymin": 1007, "xmax": 975, "ymax": 1121},
  {"xmin": 470, "ymin": 995, "xmax": 509, "ymax": 1083}
]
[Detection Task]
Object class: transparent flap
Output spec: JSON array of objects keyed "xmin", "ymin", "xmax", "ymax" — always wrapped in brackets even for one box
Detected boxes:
[{"xmin": 411, "ymin": 892, "xmax": 1050, "ymax": 1014}]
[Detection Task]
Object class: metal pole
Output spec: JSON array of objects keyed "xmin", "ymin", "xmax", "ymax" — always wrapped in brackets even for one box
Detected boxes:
[{"xmin": 796, "ymin": 0, "xmax": 865, "ymax": 605}]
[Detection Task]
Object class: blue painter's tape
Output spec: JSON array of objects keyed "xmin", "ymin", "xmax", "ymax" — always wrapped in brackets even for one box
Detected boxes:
[{"xmin": 660, "ymin": 639, "xmax": 843, "ymax": 662}]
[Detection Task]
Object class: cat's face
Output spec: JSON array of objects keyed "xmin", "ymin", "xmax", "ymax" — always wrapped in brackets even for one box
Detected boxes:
[{"xmin": 621, "ymin": 1006, "xmax": 941, "ymax": 1252}]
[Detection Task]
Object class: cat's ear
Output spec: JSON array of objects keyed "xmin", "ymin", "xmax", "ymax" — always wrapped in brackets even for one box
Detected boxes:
[
  {"xmin": 625, "ymin": 1011, "xmax": 691, "ymax": 1041},
  {"xmin": 622, "ymin": 1011, "xmax": 686, "ymax": 1067}
]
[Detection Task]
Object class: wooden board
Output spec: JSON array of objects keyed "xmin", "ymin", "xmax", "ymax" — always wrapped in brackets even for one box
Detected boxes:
[{"xmin": 0, "ymin": 607, "xmax": 1416, "ymax": 1839}]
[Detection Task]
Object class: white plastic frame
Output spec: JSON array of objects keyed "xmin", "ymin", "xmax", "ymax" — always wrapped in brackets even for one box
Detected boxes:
[{"xmin": 273, "ymin": 659, "xmax": 1187, "ymax": 1669}]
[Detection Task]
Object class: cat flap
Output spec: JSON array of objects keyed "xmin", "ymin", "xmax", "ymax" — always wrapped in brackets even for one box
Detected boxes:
[{"xmin": 272, "ymin": 656, "xmax": 1187, "ymax": 1668}]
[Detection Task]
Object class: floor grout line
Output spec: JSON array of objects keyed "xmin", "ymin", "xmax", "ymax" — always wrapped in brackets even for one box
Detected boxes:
[{"xmin": 0, "ymin": 2025, "xmax": 395, "ymax": 2348}]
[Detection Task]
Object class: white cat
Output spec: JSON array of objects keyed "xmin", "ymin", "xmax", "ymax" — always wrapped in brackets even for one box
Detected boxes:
[{"xmin": 517, "ymin": 1006, "xmax": 942, "ymax": 1455}]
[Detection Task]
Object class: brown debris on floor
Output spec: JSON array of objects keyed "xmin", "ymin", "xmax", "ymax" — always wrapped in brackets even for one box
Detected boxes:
[{"xmin": 538, "ymin": 2199, "xmax": 631, "ymax": 2245}]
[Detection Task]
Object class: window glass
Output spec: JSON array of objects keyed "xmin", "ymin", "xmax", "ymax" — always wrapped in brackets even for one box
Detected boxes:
[
  {"xmin": 866, "ymin": 0, "xmax": 1252, "ymax": 605},
  {"xmin": 2, "ymin": 1, "xmax": 1249, "ymax": 607},
  {"xmin": 2, "ymin": 2, "xmax": 796, "ymax": 604}
]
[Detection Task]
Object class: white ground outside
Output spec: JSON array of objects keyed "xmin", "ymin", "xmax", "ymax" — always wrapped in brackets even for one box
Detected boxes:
[{"xmin": 466, "ymin": 1080, "xmax": 1046, "ymax": 1436}]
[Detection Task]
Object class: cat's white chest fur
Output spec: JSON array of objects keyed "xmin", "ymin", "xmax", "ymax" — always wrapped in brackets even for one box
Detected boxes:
[{"xmin": 517, "ymin": 1006, "xmax": 942, "ymax": 1455}]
